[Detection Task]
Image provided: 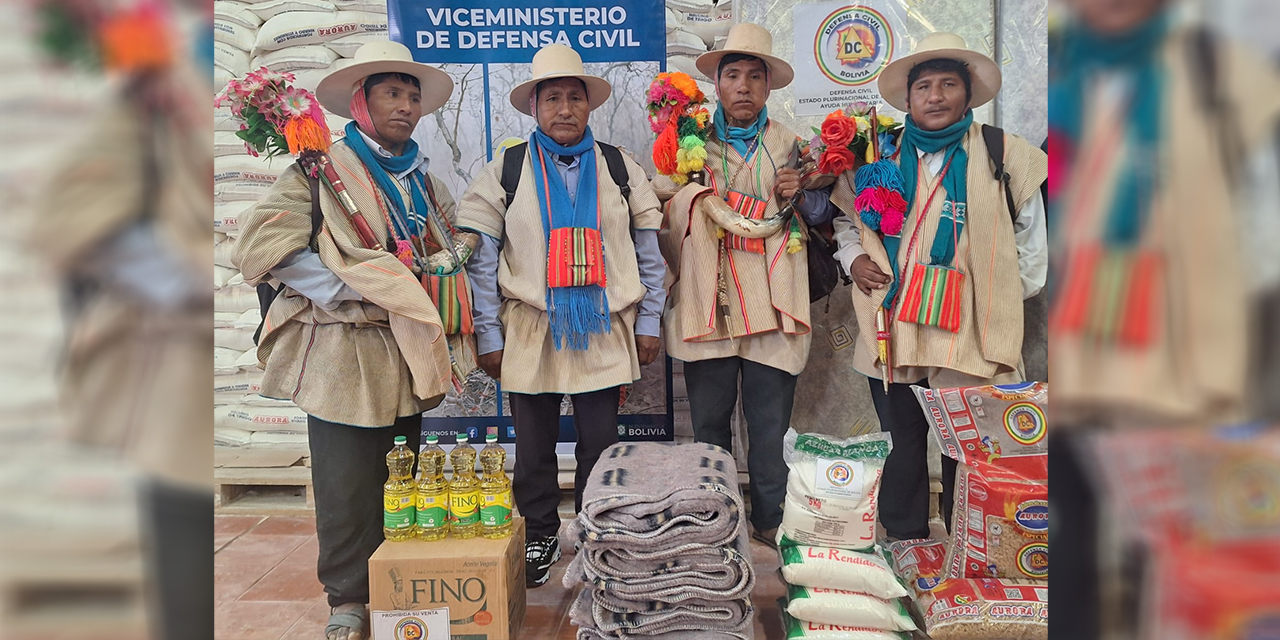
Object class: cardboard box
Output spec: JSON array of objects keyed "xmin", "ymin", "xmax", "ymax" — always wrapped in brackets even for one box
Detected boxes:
[{"xmin": 369, "ymin": 518, "xmax": 526, "ymax": 640}]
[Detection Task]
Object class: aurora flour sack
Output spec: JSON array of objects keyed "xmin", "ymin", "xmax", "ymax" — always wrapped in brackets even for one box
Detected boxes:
[{"xmin": 780, "ymin": 429, "xmax": 891, "ymax": 550}]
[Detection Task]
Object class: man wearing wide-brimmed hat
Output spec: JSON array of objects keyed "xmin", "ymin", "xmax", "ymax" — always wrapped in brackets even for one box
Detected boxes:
[
  {"xmin": 828, "ymin": 32, "xmax": 1048, "ymax": 543},
  {"xmin": 455, "ymin": 44, "xmax": 668, "ymax": 587},
  {"xmin": 653, "ymin": 22, "xmax": 835, "ymax": 548},
  {"xmin": 233, "ymin": 41, "xmax": 466, "ymax": 640}
]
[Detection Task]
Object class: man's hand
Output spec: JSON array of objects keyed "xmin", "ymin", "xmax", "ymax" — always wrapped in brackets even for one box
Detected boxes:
[
  {"xmin": 851, "ymin": 254, "xmax": 892, "ymax": 295},
  {"xmin": 774, "ymin": 167, "xmax": 802, "ymax": 201},
  {"xmin": 477, "ymin": 350, "xmax": 503, "ymax": 381},
  {"xmin": 636, "ymin": 335, "xmax": 660, "ymax": 366}
]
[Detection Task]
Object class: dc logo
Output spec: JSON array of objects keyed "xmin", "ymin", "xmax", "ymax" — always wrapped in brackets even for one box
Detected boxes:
[
  {"xmin": 1003, "ymin": 403, "xmax": 1047, "ymax": 446},
  {"xmin": 395, "ymin": 617, "xmax": 427, "ymax": 640},
  {"xmin": 813, "ymin": 7, "xmax": 895, "ymax": 86},
  {"xmin": 825, "ymin": 462, "xmax": 854, "ymax": 487}
]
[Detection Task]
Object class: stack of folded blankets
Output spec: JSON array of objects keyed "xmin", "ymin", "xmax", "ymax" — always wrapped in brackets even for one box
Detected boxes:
[{"xmin": 565, "ymin": 442, "xmax": 755, "ymax": 639}]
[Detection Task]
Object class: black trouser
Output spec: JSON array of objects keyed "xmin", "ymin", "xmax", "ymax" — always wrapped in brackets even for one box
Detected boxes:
[
  {"xmin": 142, "ymin": 479, "xmax": 213, "ymax": 640},
  {"xmin": 868, "ymin": 378, "xmax": 957, "ymax": 540},
  {"xmin": 684, "ymin": 356, "xmax": 798, "ymax": 533},
  {"xmin": 308, "ymin": 414, "xmax": 421, "ymax": 608},
  {"xmin": 511, "ymin": 387, "xmax": 621, "ymax": 540},
  {"xmin": 1048, "ymin": 431, "xmax": 1099, "ymax": 640}
]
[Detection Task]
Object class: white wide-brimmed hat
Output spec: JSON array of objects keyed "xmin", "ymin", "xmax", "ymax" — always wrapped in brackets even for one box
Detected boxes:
[
  {"xmin": 509, "ymin": 44, "xmax": 612, "ymax": 116},
  {"xmin": 316, "ymin": 41, "xmax": 454, "ymax": 119},
  {"xmin": 695, "ymin": 23, "xmax": 794, "ymax": 90},
  {"xmin": 878, "ymin": 32, "xmax": 1002, "ymax": 112}
]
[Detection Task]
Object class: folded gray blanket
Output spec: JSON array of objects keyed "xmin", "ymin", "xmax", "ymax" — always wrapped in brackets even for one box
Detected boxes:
[
  {"xmin": 564, "ymin": 520, "xmax": 755, "ymax": 602},
  {"xmin": 576, "ymin": 442, "xmax": 744, "ymax": 550},
  {"xmin": 577, "ymin": 626, "xmax": 753, "ymax": 640},
  {"xmin": 571, "ymin": 588, "xmax": 754, "ymax": 639}
]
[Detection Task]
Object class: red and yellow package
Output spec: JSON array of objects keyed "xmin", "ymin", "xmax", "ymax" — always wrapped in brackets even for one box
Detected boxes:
[
  {"xmin": 913, "ymin": 383, "xmax": 1048, "ymax": 480},
  {"xmin": 946, "ymin": 460, "xmax": 1048, "ymax": 581},
  {"xmin": 1148, "ymin": 537, "xmax": 1280, "ymax": 640},
  {"xmin": 886, "ymin": 538, "xmax": 947, "ymax": 587},
  {"xmin": 918, "ymin": 578, "xmax": 1048, "ymax": 639}
]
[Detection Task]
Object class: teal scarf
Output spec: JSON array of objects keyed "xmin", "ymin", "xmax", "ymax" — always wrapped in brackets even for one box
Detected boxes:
[
  {"xmin": 343, "ymin": 121, "xmax": 430, "ymax": 240},
  {"xmin": 529, "ymin": 126, "xmax": 609, "ymax": 351},
  {"xmin": 883, "ymin": 111, "xmax": 972, "ymax": 308},
  {"xmin": 714, "ymin": 105, "xmax": 768, "ymax": 159},
  {"xmin": 1048, "ymin": 13, "xmax": 1167, "ymax": 246}
]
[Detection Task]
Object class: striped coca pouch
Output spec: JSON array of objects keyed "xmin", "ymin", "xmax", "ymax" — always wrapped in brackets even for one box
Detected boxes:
[
  {"xmin": 1050, "ymin": 243, "xmax": 1161, "ymax": 347},
  {"xmin": 722, "ymin": 190, "xmax": 768, "ymax": 254},
  {"xmin": 423, "ymin": 270, "xmax": 474, "ymax": 336},
  {"xmin": 547, "ymin": 227, "xmax": 607, "ymax": 288},
  {"xmin": 897, "ymin": 263, "xmax": 966, "ymax": 333}
]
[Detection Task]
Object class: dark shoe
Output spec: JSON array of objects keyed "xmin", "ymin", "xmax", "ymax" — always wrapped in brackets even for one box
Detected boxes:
[
  {"xmin": 525, "ymin": 535, "xmax": 562, "ymax": 588},
  {"xmin": 751, "ymin": 527, "xmax": 779, "ymax": 549}
]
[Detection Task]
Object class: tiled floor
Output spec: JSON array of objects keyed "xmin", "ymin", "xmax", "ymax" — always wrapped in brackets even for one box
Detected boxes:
[{"xmin": 215, "ymin": 514, "xmax": 790, "ymax": 639}]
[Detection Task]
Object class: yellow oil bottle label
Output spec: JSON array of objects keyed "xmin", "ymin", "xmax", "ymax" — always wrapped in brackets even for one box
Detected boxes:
[
  {"xmin": 384, "ymin": 494, "xmax": 415, "ymax": 529},
  {"xmin": 416, "ymin": 493, "xmax": 449, "ymax": 529},
  {"xmin": 480, "ymin": 491, "xmax": 513, "ymax": 527},
  {"xmin": 450, "ymin": 491, "xmax": 480, "ymax": 526}
]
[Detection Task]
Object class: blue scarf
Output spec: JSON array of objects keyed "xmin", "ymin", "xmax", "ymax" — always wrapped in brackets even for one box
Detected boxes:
[
  {"xmin": 882, "ymin": 111, "xmax": 972, "ymax": 308},
  {"xmin": 343, "ymin": 121, "xmax": 430, "ymax": 240},
  {"xmin": 529, "ymin": 126, "xmax": 610, "ymax": 351},
  {"xmin": 1049, "ymin": 14, "xmax": 1167, "ymax": 246},
  {"xmin": 714, "ymin": 105, "xmax": 768, "ymax": 159}
]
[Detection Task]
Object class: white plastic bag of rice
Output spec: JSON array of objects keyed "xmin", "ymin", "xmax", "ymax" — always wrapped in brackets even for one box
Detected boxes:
[
  {"xmin": 786, "ymin": 585, "xmax": 917, "ymax": 632},
  {"xmin": 214, "ymin": 1, "xmax": 262, "ymax": 28},
  {"xmin": 782, "ymin": 610, "xmax": 909, "ymax": 640},
  {"xmin": 780, "ymin": 544, "xmax": 909, "ymax": 600},
  {"xmin": 248, "ymin": 0, "xmax": 336, "ymax": 22},
  {"xmin": 779, "ymin": 428, "xmax": 891, "ymax": 550}
]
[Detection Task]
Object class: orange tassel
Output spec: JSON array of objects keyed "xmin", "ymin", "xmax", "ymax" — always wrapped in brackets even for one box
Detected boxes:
[
  {"xmin": 653, "ymin": 118, "xmax": 679, "ymax": 175},
  {"xmin": 284, "ymin": 116, "xmax": 331, "ymax": 154}
]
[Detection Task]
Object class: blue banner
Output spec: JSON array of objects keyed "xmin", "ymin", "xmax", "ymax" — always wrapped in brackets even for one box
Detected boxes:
[{"xmin": 388, "ymin": 0, "xmax": 666, "ymax": 64}]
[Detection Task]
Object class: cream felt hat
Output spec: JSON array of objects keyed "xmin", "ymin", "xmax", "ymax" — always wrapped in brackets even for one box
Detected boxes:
[
  {"xmin": 316, "ymin": 41, "xmax": 454, "ymax": 119},
  {"xmin": 509, "ymin": 44, "xmax": 612, "ymax": 116},
  {"xmin": 695, "ymin": 23, "xmax": 794, "ymax": 90},
  {"xmin": 878, "ymin": 32, "xmax": 1001, "ymax": 112}
]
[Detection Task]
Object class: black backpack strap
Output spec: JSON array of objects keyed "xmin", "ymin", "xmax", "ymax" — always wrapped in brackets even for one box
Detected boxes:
[
  {"xmin": 1189, "ymin": 26, "xmax": 1243, "ymax": 177},
  {"xmin": 500, "ymin": 142, "xmax": 528, "ymax": 210},
  {"xmin": 982, "ymin": 124, "xmax": 1018, "ymax": 227},
  {"xmin": 596, "ymin": 141, "xmax": 632, "ymax": 203},
  {"xmin": 306, "ymin": 170, "xmax": 323, "ymax": 248}
]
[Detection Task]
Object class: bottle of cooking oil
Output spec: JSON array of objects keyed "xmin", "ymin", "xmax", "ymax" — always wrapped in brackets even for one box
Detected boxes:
[
  {"xmin": 479, "ymin": 434, "xmax": 513, "ymax": 539},
  {"xmin": 383, "ymin": 435, "xmax": 416, "ymax": 542},
  {"xmin": 448, "ymin": 434, "xmax": 481, "ymax": 539},
  {"xmin": 415, "ymin": 435, "xmax": 450, "ymax": 541}
]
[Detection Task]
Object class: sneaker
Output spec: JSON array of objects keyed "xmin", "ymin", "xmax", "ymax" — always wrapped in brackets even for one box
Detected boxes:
[{"xmin": 525, "ymin": 535, "xmax": 562, "ymax": 588}]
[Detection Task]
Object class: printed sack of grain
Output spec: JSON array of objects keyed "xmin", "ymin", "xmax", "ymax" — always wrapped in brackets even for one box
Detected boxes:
[
  {"xmin": 947, "ymin": 460, "xmax": 1048, "ymax": 581},
  {"xmin": 912, "ymin": 382, "xmax": 1048, "ymax": 476},
  {"xmin": 214, "ymin": 17, "xmax": 257, "ymax": 51},
  {"xmin": 780, "ymin": 544, "xmax": 908, "ymax": 600},
  {"xmin": 918, "ymin": 578, "xmax": 1048, "ymax": 640},
  {"xmin": 214, "ymin": 40, "xmax": 251, "ymax": 76},
  {"xmin": 785, "ymin": 585, "xmax": 916, "ymax": 632},
  {"xmin": 779, "ymin": 429, "xmax": 891, "ymax": 551},
  {"xmin": 250, "ymin": 45, "xmax": 340, "ymax": 73},
  {"xmin": 327, "ymin": 31, "xmax": 388, "ymax": 57},
  {"xmin": 782, "ymin": 610, "xmax": 909, "ymax": 640},
  {"xmin": 215, "ymin": 155, "xmax": 285, "ymax": 202},
  {"xmin": 885, "ymin": 538, "xmax": 948, "ymax": 595},
  {"xmin": 254, "ymin": 11, "xmax": 388, "ymax": 53},
  {"xmin": 215, "ymin": 201, "xmax": 253, "ymax": 235},
  {"xmin": 247, "ymin": 0, "xmax": 337, "ymax": 22}
]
